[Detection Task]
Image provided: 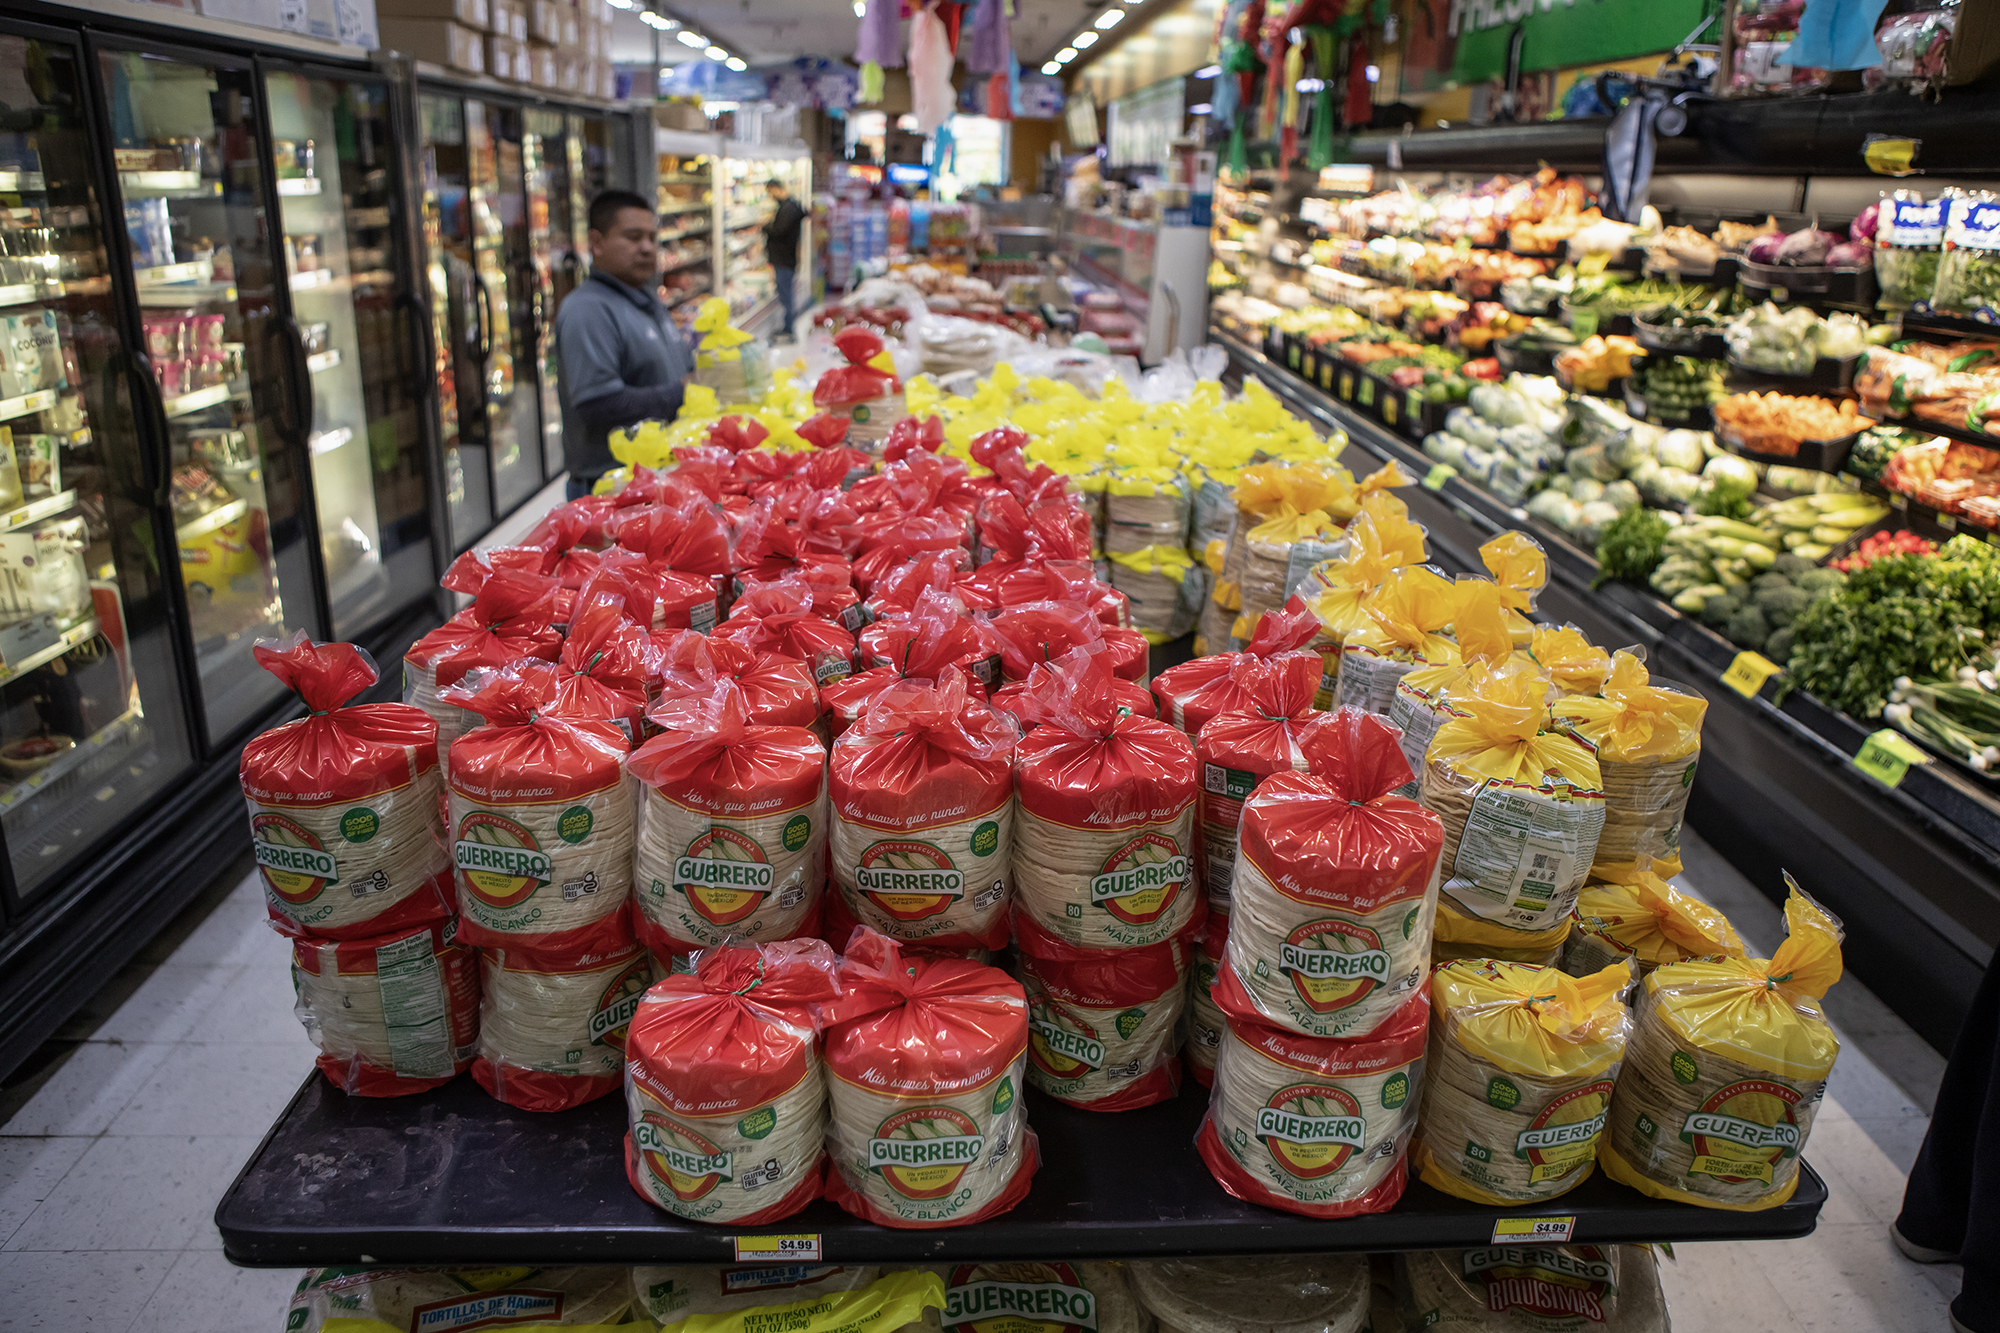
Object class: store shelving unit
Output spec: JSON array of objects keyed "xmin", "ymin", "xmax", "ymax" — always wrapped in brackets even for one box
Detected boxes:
[
  {"xmin": 718, "ymin": 143, "xmax": 809, "ymax": 333},
  {"xmin": 654, "ymin": 126, "xmax": 720, "ymax": 322}
]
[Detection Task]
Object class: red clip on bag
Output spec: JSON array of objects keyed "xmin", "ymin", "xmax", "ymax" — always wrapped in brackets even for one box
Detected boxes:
[
  {"xmin": 241, "ymin": 632, "xmax": 454, "ymax": 940},
  {"xmin": 821, "ymin": 927, "xmax": 1038, "ymax": 1228},
  {"xmin": 1151, "ymin": 595, "xmax": 1322, "ymax": 737},
  {"xmin": 624, "ymin": 937, "xmax": 842, "ymax": 1225}
]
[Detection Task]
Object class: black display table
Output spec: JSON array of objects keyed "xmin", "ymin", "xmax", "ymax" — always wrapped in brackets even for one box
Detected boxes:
[{"xmin": 216, "ymin": 1071, "xmax": 1826, "ymax": 1266}]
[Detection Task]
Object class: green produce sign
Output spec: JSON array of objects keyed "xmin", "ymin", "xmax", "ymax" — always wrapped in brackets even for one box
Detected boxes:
[{"xmin": 1444, "ymin": 0, "xmax": 1715, "ymax": 84}]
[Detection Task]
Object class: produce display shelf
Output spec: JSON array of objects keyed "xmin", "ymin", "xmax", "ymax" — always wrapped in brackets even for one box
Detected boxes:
[
  {"xmin": 1216, "ymin": 327, "xmax": 2000, "ymax": 1048},
  {"xmin": 214, "ymin": 1072, "xmax": 1825, "ymax": 1268}
]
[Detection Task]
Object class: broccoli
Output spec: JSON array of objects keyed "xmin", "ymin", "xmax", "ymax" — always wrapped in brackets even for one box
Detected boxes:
[
  {"xmin": 1767, "ymin": 626, "xmax": 1796, "ymax": 663},
  {"xmin": 1795, "ymin": 568, "xmax": 1847, "ymax": 596},
  {"xmin": 1701, "ymin": 593, "xmax": 1741, "ymax": 630},
  {"xmin": 1726, "ymin": 604, "xmax": 1772, "ymax": 651},
  {"xmin": 1772, "ymin": 553, "xmax": 1817, "ymax": 580},
  {"xmin": 1753, "ymin": 585, "xmax": 1813, "ymax": 627},
  {"xmin": 1750, "ymin": 571, "xmax": 1795, "ymax": 594}
]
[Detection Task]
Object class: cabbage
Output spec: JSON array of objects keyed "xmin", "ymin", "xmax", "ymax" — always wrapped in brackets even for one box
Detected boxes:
[
  {"xmin": 1470, "ymin": 384, "xmax": 1529, "ymax": 426},
  {"xmin": 1600, "ymin": 480, "xmax": 1641, "ymax": 512},
  {"xmin": 1655, "ymin": 429, "xmax": 1708, "ymax": 472},
  {"xmin": 1489, "ymin": 458, "xmax": 1541, "ymax": 502},
  {"xmin": 1569, "ymin": 478, "xmax": 1607, "ymax": 505},
  {"xmin": 1575, "ymin": 501, "xmax": 1624, "ymax": 545},
  {"xmin": 1423, "ymin": 432, "xmax": 1468, "ymax": 468},
  {"xmin": 1606, "ymin": 426, "xmax": 1655, "ymax": 472},
  {"xmin": 1446, "ymin": 407, "xmax": 1501, "ymax": 449},
  {"xmin": 1565, "ymin": 443, "xmax": 1621, "ymax": 482},
  {"xmin": 1817, "ymin": 312, "xmax": 1869, "ymax": 359},
  {"xmin": 1508, "ymin": 373, "xmax": 1566, "ymax": 410},
  {"xmin": 1646, "ymin": 466, "xmax": 1704, "ymax": 506},
  {"xmin": 1526, "ymin": 489, "xmax": 1583, "ymax": 530},
  {"xmin": 1703, "ymin": 454, "xmax": 1763, "ymax": 490}
]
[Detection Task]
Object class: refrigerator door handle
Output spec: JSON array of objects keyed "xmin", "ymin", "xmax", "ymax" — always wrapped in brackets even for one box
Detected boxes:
[
  {"xmin": 473, "ymin": 274, "xmax": 494, "ymax": 363},
  {"xmin": 124, "ymin": 350, "xmax": 170, "ymax": 506},
  {"xmin": 281, "ymin": 317, "xmax": 315, "ymax": 447},
  {"xmin": 394, "ymin": 290, "xmax": 431, "ymax": 405}
]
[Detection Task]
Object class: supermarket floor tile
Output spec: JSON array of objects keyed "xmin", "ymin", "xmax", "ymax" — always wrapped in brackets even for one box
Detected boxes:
[
  {"xmin": 130, "ymin": 1245, "xmax": 301, "ymax": 1329},
  {"xmin": 0, "ymin": 1249, "xmax": 176, "ymax": 1330},
  {"xmin": 0, "ymin": 1135, "xmax": 91, "ymax": 1248},
  {"xmin": 1, "ymin": 1134, "xmax": 262, "ymax": 1254}
]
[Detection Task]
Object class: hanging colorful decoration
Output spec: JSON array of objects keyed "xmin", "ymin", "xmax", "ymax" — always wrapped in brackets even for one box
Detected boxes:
[
  {"xmin": 1279, "ymin": 38, "xmax": 1304, "ymax": 172},
  {"xmin": 1219, "ymin": 0, "xmax": 1265, "ymax": 176},
  {"xmin": 909, "ymin": 1, "xmax": 958, "ymax": 135},
  {"xmin": 854, "ymin": 0, "xmax": 905, "ymax": 104},
  {"xmin": 962, "ymin": 0, "xmax": 1014, "ymax": 120}
]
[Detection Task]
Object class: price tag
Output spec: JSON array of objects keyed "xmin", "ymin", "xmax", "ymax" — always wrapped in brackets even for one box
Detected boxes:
[
  {"xmin": 1406, "ymin": 389, "xmax": 1423, "ymax": 423},
  {"xmin": 1575, "ymin": 252, "xmax": 1609, "ymax": 277},
  {"xmin": 1938, "ymin": 511, "xmax": 1958, "ymax": 532},
  {"xmin": 1422, "ymin": 464, "xmax": 1455, "ymax": 491},
  {"xmin": 1851, "ymin": 729, "xmax": 1931, "ymax": 789},
  {"xmin": 732, "ymin": 1233, "xmax": 823, "ymax": 1262},
  {"xmin": 1865, "ymin": 135, "xmax": 1921, "ymax": 177},
  {"xmin": 1891, "ymin": 492, "xmax": 1909, "ymax": 510},
  {"xmin": 1358, "ymin": 376, "xmax": 1376, "ymax": 407},
  {"xmin": 1338, "ymin": 371, "xmax": 1355, "ymax": 401},
  {"xmin": 1491, "ymin": 1215, "xmax": 1575, "ymax": 1245},
  {"xmin": 1569, "ymin": 310, "xmax": 1600, "ymax": 340},
  {"xmin": 1720, "ymin": 651, "xmax": 1782, "ymax": 698},
  {"xmin": 1382, "ymin": 392, "xmax": 1399, "ymax": 425},
  {"xmin": 1319, "ymin": 360, "xmax": 1334, "ymax": 391}
]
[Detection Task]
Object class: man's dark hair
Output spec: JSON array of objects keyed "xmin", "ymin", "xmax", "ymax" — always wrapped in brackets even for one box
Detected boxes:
[
  {"xmin": 588, "ymin": 189, "xmax": 653, "ymax": 234},
  {"xmin": 764, "ymin": 178, "xmax": 785, "ymax": 190}
]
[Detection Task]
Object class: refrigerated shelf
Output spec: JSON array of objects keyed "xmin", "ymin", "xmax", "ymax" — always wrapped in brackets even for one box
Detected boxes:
[
  {"xmin": 161, "ymin": 384, "xmax": 231, "ymax": 419},
  {"xmin": 289, "ymin": 269, "xmax": 335, "ymax": 292},
  {"xmin": 174, "ymin": 497, "xmax": 250, "ymax": 541},
  {"xmin": 137, "ymin": 281, "xmax": 235, "ymax": 307},
  {"xmin": 0, "ymin": 616, "xmax": 101, "ymax": 685},
  {"xmin": 0, "ymin": 281, "xmax": 62, "ymax": 309},
  {"xmin": 309, "ymin": 426, "xmax": 354, "ymax": 457},
  {"xmin": 0, "ymin": 490, "xmax": 79, "ymax": 535},
  {"xmin": 0, "ymin": 705, "xmax": 146, "ymax": 813},
  {"xmin": 132, "ymin": 259, "xmax": 213, "ymax": 286},
  {"xmin": 0, "ymin": 390, "xmax": 57, "ymax": 425},
  {"xmin": 119, "ymin": 170, "xmax": 218, "ymax": 198},
  {"xmin": 0, "ymin": 171, "xmax": 47, "ymax": 192},
  {"xmin": 276, "ymin": 176, "xmax": 323, "ymax": 196}
]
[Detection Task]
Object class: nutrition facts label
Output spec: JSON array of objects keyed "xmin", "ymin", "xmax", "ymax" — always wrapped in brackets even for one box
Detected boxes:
[
  {"xmin": 374, "ymin": 932, "xmax": 454, "ymax": 1078},
  {"xmin": 1448, "ymin": 779, "xmax": 1604, "ymax": 928}
]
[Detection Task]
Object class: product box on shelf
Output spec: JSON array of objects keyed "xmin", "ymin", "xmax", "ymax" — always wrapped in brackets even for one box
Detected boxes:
[
  {"xmin": 529, "ymin": 44, "xmax": 557, "ymax": 88},
  {"xmin": 376, "ymin": 17, "xmax": 486, "ymax": 72},
  {"xmin": 487, "ymin": 33, "xmax": 528, "ymax": 80},
  {"xmin": 528, "ymin": 0, "xmax": 559, "ymax": 42},
  {"xmin": 374, "ymin": 0, "xmax": 488, "ymax": 27},
  {"xmin": 494, "ymin": 0, "xmax": 526, "ymax": 39}
]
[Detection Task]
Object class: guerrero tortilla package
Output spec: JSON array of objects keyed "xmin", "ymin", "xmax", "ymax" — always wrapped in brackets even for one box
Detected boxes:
[
  {"xmin": 1300, "ymin": 507, "xmax": 1427, "ymax": 710},
  {"xmin": 443, "ymin": 665, "xmax": 636, "ymax": 955},
  {"xmin": 1600, "ymin": 880, "xmax": 1843, "ymax": 1211},
  {"xmin": 624, "ymin": 937, "xmax": 841, "ymax": 1225},
  {"xmin": 1192, "ymin": 654, "xmax": 1323, "ymax": 920},
  {"xmin": 714, "ymin": 579, "xmax": 858, "ymax": 688},
  {"xmin": 1225, "ymin": 708, "xmax": 1443, "ymax": 1041},
  {"xmin": 1196, "ymin": 992, "xmax": 1428, "ymax": 1219},
  {"xmin": 1528, "ymin": 626, "xmax": 1612, "ymax": 698},
  {"xmin": 403, "ymin": 568, "xmax": 563, "ymax": 770},
  {"xmin": 1129, "ymin": 1256, "xmax": 1370, "ymax": 1333},
  {"xmin": 1149, "ymin": 597, "xmax": 1321, "ymax": 739},
  {"xmin": 285, "ymin": 1265, "xmax": 641, "ymax": 1332},
  {"xmin": 938, "ymin": 1261, "xmax": 1150, "ymax": 1333},
  {"xmin": 1014, "ymin": 931, "xmax": 1188, "ymax": 1111},
  {"xmin": 1386, "ymin": 580, "xmax": 1517, "ymax": 785},
  {"xmin": 240, "ymin": 633, "xmax": 453, "ymax": 940},
  {"xmin": 1421, "ymin": 666, "xmax": 1606, "ymax": 957},
  {"xmin": 983, "ymin": 600, "xmax": 1150, "ymax": 685},
  {"xmin": 822, "ymin": 928, "xmax": 1038, "ymax": 1228},
  {"xmin": 634, "ymin": 1268, "xmax": 946, "ymax": 1333},
  {"xmin": 1415, "ymin": 960, "xmax": 1630, "ymax": 1206},
  {"xmin": 1338, "ymin": 565, "xmax": 1461, "ymax": 717},
  {"xmin": 580, "ymin": 546, "xmax": 720, "ymax": 634},
  {"xmin": 628, "ymin": 681, "xmax": 828, "ymax": 957},
  {"xmin": 1396, "ymin": 1246, "xmax": 1669, "ymax": 1333},
  {"xmin": 1185, "ymin": 926, "xmax": 1228, "ymax": 1088},
  {"xmin": 550, "ymin": 593, "xmax": 658, "ymax": 739},
  {"xmin": 1563, "ymin": 866, "xmax": 1744, "ymax": 979},
  {"xmin": 831, "ymin": 673, "xmax": 1020, "ymax": 953},
  {"xmin": 653, "ymin": 632, "xmax": 822, "ymax": 729},
  {"xmin": 1550, "ymin": 653, "xmax": 1707, "ymax": 880},
  {"xmin": 475, "ymin": 935, "xmax": 655, "ymax": 1111},
  {"xmin": 292, "ymin": 916, "xmax": 479, "ymax": 1096},
  {"xmin": 1011, "ymin": 650, "xmax": 1201, "ymax": 951}
]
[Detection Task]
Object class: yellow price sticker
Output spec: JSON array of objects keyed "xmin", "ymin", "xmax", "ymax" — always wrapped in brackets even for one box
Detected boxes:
[
  {"xmin": 1575, "ymin": 251, "xmax": 1610, "ymax": 276},
  {"xmin": 1851, "ymin": 729, "xmax": 1931, "ymax": 789},
  {"xmin": 1422, "ymin": 464, "xmax": 1455, "ymax": 491},
  {"xmin": 1491, "ymin": 1215, "xmax": 1576, "ymax": 1245},
  {"xmin": 1720, "ymin": 651, "xmax": 1782, "ymax": 698},
  {"xmin": 732, "ymin": 1233, "xmax": 823, "ymax": 1262}
]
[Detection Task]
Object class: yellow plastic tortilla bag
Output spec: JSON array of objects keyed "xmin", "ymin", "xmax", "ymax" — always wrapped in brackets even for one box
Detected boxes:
[
  {"xmin": 1565, "ymin": 865, "xmax": 1745, "ymax": 978},
  {"xmin": 1337, "ymin": 565, "xmax": 1461, "ymax": 716},
  {"xmin": 1529, "ymin": 625, "xmax": 1612, "ymax": 697},
  {"xmin": 1481, "ymin": 531, "xmax": 1548, "ymax": 648},
  {"xmin": 1385, "ymin": 580, "xmax": 1519, "ymax": 781},
  {"xmin": 1416, "ymin": 959, "xmax": 1630, "ymax": 1205},
  {"xmin": 1234, "ymin": 501, "xmax": 1344, "ymax": 642},
  {"xmin": 1600, "ymin": 879, "xmax": 1843, "ymax": 1211},
  {"xmin": 1431, "ymin": 899, "xmax": 1570, "ymax": 965},
  {"xmin": 1420, "ymin": 665, "xmax": 1605, "ymax": 950},
  {"xmin": 1551, "ymin": 652, "xmax": 1709, "ymax": 878},
  {"xmin": 1301, "ymin": 506, "xmax": 1427, "ymax": 708}
]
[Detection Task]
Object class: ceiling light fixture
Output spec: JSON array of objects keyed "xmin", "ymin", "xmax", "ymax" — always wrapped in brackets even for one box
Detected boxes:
[
  {"xmin": 676, "ymin": 28, "xmax": 706, "ymax": 45},
  {"xmin": 1094, "ymin": 9, "xmax": 1123, "ymax": 28},
  {"xmin": 852, "ymin": 0, "xmax": 865, "ymax": 13},
  {"xmin": 1074, "ymin": 32, "xmax": 1097, "ymax": 47},
  {"xmin": 1055, "ymin": 47, "xmax": 1078, "ymax": 61},
  {"xmin": 1041, "ymin": 60, "xmax": 1061, "ymax": 74},
  {"xmin": 1194, "ymin": 63, "xmax": 1219, "ymax": 78},
  {"xmin": 607, "ymin": 0, "xmax": 632, "ymax": 8},
  {"xmin": 1188, "ymin": 103, "xmax": 1212, "ymax": 114},
  {"xmin": 705, "ymin": 45, "xmax": 728, "ymax": 59},
  {"xmin": 1364, "ymin": 63, "xmax": 1379, "ymax": 82},
  {"xmin": 661, "ymin": 17, "xmax": 679, "ymax": 27}
]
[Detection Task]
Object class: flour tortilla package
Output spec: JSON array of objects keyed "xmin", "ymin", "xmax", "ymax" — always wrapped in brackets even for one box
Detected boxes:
[
  {"xmin": 613, "ymin": 492, "xmax": 736, "ymax": 595},
  {"xmin": 1129, "ymin": 1253, "xmax": 1370, "ymax": 1333},
  {"xmin": 1225, "ymin": 707, "xmax": 1443, "ymax": 1041},
  {"xmin": 475, "ymin": 936, "xmax": 655, "ymax": 1111},
  {"xmin": 292, "ymin": 916, "xmax": 479, "ymax": 1096},
  {"xmin": 1397, "ymin": 1246, "xmax": 1669, "ymax": 1333},
  {"xmin": 1338, "ymin": 565, "xmax": 1461, "ymax": 717},
  {"xmin": 1385, "ymin": 580, "xmax": 1517, "ymax": 785},
  {"xmin": 403, "ymin": 568, "xmax": 563, "ymax": 770},
  {"xmin": 1014, "ymin": 931, "xmax": 1188, "ymax": 1111},
  {"xmin": 653, "ymin": 632, "xmax": 822, "ymax": 729},
  {"xmin": 1600, "ymin": 881, "xmax": 1843, "ymax": 1211},
  {"xmin": 1197, "ymin": 992, "xmax": 1428, "ymax": 1219},
  {"xmin": 633, "ymin": 1267, "xmax": 948, "ymax": 1333},
  {"xmin": 1011, "ymin": 650, "xmax": 1201, "ymax": 951},
  {"xmin": 1192, "ymin": 654, "xmax": 1322, "ymax": 920},
  {"xmin": 1415, "ymin": 960, "xmax": 1630, "ymax": 1206},
  {"xmin": 1149, "ymin": 597, "xmax": 1321, "ymax": 738},
  {"xmin": 822, "ymin": 928, "xmax": 1037, "ymax": 1228},
  {"xmin": 628, "ymin": 682, "xmax": 828, "ymax": 957},
  {"xmin": 624, "ymin": 937, "xmax": 841, "ymax": 1224},
  {"xmin": 240, "ymin": 633, "xmax": 453, "ymax": 941},
  {"xmin": 1421, "ymin": 666, "xmax": 1606, "ymax": 958},
  {"xmin": 831, "ymin": 674, "xmax": 1020, "ymax": 953},
  {"xmin": 983, "ymin": 601, "xmax": 1150, "ymax": 685},
  {"xmin": 1185, "ymin": 927, "xmax": 1228, "ymax": 1088},
  {"xmin": 285, "ymin": 1265, "xmax": 640, "ymax": 1332},
  {"xmin": 1550, "ymin": 653, "xmax": 1707, "ymax": 880},
  {"xmin": 1564, "ymin": 866, "xmax": 1744, "ymax": 978},
  {"xmin": 443, "ymin": 666, "xmax": 636, "ymax": 954},
  {"xmin": 937, "ymin": 1261, "xmax": 1150, "ymax": 1333}
]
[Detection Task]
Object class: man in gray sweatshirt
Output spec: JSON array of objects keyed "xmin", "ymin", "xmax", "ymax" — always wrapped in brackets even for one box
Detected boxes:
[{"xmin": 555, "ymin": 190, "xmax": 696, "ymax": 498}]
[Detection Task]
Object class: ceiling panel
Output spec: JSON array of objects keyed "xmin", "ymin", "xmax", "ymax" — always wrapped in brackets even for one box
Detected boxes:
[{"xmin": 614, "ymin": 0, "xmax": 1111, "ymax": 73}]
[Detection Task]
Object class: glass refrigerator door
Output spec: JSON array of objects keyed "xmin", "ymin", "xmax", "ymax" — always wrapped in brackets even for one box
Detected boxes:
[
  {"xmin": 418, "ymin": 94, "xmax": 490, "ymax": 551},
  {"xmin": 98, "ymin": 46, "xmax": 319, "ymax": 747},
  {"xmin": 472, "ymin": 102, "xmax": 541, "ymax": 518},
  {"xmin": 265, "ymin": 71, "xmax": 435, "ymax": 640},
  {"xmin": 0, "ymin": 29, "xmax": 196, "ymax": 905},
  {"xmin": 521, "ymin": 108, "xmax": 563, "ymax": 483}
]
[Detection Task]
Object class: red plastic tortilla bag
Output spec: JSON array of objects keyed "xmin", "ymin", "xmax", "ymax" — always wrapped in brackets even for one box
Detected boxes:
[
  {"xmin": 1150, "ymin": 596, "xmax": 1322, "ymax": 737},
  {"xmin": 821, "ymin": 927, "xmax": 1037, "ymax": 1227},
  {"xmin": 652, "ymin": 631, "xmax": 821, "ymax": 729},
  {"xmin": 403, "ymin": 567, "xmax": 563, "ymax": 769},
  {"xmin": 1013, "ymin": 928, "xmax": 1188, "ymax": 1111},
  {"xmin": 983, "ymin": 601, "xmax": 1148, "ymax": 684},
  {"xmin": 241, "ymin": 633, "xmax": 454, "ymax": 941},
  {"xmin": 713, "ymin": 581, "xmax": 858, "ymax": 688},
  {"xmin": 1010, "ymin": 649, "xmax": 1202, "ymax": 950},
  {"xmin": 627, "ymin": 680, "xmax": 828, "ymax": 957},
  {"xmin": 814, "ymin": 326, "xmax": 900, "ymax": 408},
  {"xmin": 863, "ymin": 550, "xmax": 967, "ymax": 623},
  {"xmin": 990, "ymin": 669, "xmax": 1156, "ymax": 731},
  {"xmin": 442, "ymin": 664, "xmax": 636, "ymax": 956},
  {"xmin": 526, "ymin": 502, "xmax": 612, "ymax": 589},
  {"xmin": 850, "ymin": 514, "xmax": 973, "ymax": 594},
  {"xmin": 614, "ymin": 493, "xmax": 735, "ymax": 588},
  {"xmin": 1195, "ymin": 989, "xmax": 1428, "ymax": 1218},
  {"xmin": 579, "ymin": 547, "xmax": 720, "ymax": 634},
  {"xmin": 473, "ymin": 933, "xmax": 654, "ymax": 1112},
  {"xmin": 1224, "ymin": 707, "xmax": 1443, "ymax": 1041},
  {"xmin": 825, "ymin": 590, "xmax": 994, "ymax": 733},
  {"xmin": 292, "ymin": 915, "xmax": 479, "ymax": 1096},
  {"xmin": 1192, "ymin": 653, "xmax": 1325, "ymax": 922},
  {"xmin": 624, "ymin": 937, "xmax": 842, "ymax": 1224},
  {"xmin": 551, "ymin": 593, "xmax": 657, "ymax": 739},
  {"xmin": 830, "ymin": 673, "xmax": 1020, "ymax": 953}
]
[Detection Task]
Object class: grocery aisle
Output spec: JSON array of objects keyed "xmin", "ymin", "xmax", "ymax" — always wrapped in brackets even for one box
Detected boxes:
[{"xmin": 0, "ymin": 829, "xmax": 1960, "ymax": 1332}]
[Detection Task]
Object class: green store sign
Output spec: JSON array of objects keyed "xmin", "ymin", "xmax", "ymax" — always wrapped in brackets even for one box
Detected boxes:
[{"xmin": 1444, "ymin": 0, "xmax": 1716, "ymax": 85}]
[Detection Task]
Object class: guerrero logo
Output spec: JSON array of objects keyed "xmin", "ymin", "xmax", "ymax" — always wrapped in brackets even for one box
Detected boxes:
[
  {"xmin": 943, "ymin": 1261, "xmax": 1099, "ymax": 1333},
  {"xmin": 1027, "ymin": 1001, "xmax": 1104, "ymax": 1079},
  {"xmin": 674, "ymin": 828, "xmax": 776, "ymax": 925},
  {"xmin": 1514, "ymin": 1080, "xmax": 1615, "ymax": 1183},
  {"xmin": 1255, "ymin": 1082, "xmax": 1367, "ymax": 1179},
  {"xmin": 1680, "ymin": 1079, "xmax": 1804, "ymax": 1185},
  {"xmin": 635, "ymin": 1112, "xmax": 733, "ymax": 1201},
  {"xmin": 1462, "ymin": 1248, "xmax": 1614, "ymax": 1322},
  {"xmin": 455, "ymin": 810, "xmax": 553, "ymax": 908},
  {"xmin": 251, "ymin": 813, "xmax": 338, "ymax": 904},
  {"xmin": 1278, "ymin": 917, "xmax": 1392, "ymax": 1015},
  {"xmin": 855, "ymin": 839, "xmax": 964, "ymax": 921},
  {"xmin": 588, "ymin": 957, "xmax": 653, "ymax": 1050},
  {"xmin": 867, "ymin": 1106, "xmax": 985, "ymax": 1199},
  {"xmin": 1088, "ymin": 832, "xmax": 1187, "ymax": 925}
]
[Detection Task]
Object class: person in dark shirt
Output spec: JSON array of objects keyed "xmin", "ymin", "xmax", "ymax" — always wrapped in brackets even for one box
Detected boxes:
[
  {"xmin": 554, "ymin": 190, "xmax": 694, "ymax": 498},
  {"xmin": 762, "ymin": 178, "xmax": 806, "ymax": 340}
]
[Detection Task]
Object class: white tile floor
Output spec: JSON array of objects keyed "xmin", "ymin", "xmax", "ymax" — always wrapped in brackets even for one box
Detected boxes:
[{"xmin": 0, "ymin": 830, "xmax": 1967, "ymax": 1332}]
